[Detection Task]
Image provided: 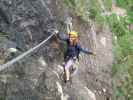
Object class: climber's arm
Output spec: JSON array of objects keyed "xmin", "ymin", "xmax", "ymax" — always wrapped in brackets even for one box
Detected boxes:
[
  {"xmin": 49, "ymin": 29, "xmax": 68, "ymax": 41},
  {"xmin": 58, "ymin": 32, "xmax": 68, "ymax": 41},
  {"xmin": 77, "ymin": 44, "xmax": 95, "ymax": 55}
]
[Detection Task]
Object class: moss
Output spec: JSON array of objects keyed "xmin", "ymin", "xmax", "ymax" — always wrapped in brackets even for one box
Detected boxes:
[{"xmin": 0, "ymin": 97, "xmax": 5, "ymax": 100}]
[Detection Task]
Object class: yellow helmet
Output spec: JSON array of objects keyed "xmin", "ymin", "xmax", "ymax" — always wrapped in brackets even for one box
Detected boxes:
[{"xmin": 68, "ymin": 31, "xmax": 78, "ymax": 37}]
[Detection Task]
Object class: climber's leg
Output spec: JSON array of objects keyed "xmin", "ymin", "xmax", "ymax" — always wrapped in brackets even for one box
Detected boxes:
[{"xmin": 64, "ymin": 59, "xmax": 74, "ymax": 82}]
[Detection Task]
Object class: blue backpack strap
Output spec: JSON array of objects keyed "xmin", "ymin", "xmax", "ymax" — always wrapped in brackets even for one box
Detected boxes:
[{"xmin": 75, "ymin": 44, "xmax": 80, "ymax": 61}]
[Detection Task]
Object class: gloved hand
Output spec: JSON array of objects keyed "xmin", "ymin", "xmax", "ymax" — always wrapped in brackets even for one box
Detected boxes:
[
  {"xmin": 54, "ymin": 29, "xmax": 59, "ymax": 34},
  {"xmin": 48, "ymin": 29, "xmax": 59, "ymax": 34},
  {"xmin": 51, "ymin": 29, "xmax": 58, "ymax": 34}
]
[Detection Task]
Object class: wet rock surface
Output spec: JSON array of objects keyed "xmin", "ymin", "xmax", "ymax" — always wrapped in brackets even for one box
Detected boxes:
[{"xmin": 0, "ymin": 0, "xmax": 113, "ymax": 100}]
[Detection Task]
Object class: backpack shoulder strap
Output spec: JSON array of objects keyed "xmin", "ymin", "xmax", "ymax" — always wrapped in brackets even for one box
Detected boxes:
[{"xmin": 75, "ymin": 44, "xmax": 80, "ymax": 61}]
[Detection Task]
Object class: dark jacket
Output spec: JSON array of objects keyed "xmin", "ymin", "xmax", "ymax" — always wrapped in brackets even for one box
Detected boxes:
[{"xmin": 58, "ymin": 33, "xmax": 93, "ymax": 61}]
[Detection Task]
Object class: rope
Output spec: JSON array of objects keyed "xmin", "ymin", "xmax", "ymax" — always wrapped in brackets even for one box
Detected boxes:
[
  {"xmin": 89, "ymin": 22, "xmax": 99, "ymax": 73},
  {"xmin": 65, "ymin": 17, "xmax": 73, "ymax": 33},
  {"xmin": 0, "ymin": 32, "xmax": 55, "ymax": 72}
]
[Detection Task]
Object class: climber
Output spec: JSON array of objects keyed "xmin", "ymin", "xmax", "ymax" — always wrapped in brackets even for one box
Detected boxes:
[{"xmin": 54, "ymin": 30, "xmax": 96, "ymax": 83}]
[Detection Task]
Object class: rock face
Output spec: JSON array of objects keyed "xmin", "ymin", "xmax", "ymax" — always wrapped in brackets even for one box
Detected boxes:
[{"xmin": 0, "ymin": 0, "xmax": 113, "ymax": 100}]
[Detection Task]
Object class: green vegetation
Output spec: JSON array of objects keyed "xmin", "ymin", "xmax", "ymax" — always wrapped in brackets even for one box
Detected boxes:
[
  {"xmin": 0, "ymin": 32, "xmax": 9, "ymax": 41},
  {"xmin": 110, "ymin": 15, "xmax": 133, "ymax": 100},
  {"xmin": 64, "ymin": 0, "xmax": 111, "ymax": 23},
  {"xmin": 0, "ymin": 97, "xmax": 5, "ymax": 100},
  {"xmin": 116, "ymin": 0, "xmax": 133, "ymax": 10},
  {"xmin": 64, "ymin": 0, "xmax": 133, "ymax": 100},
  {"xmin": 109, "ymin": 0, "xmax": 133, "ymax": 99}
]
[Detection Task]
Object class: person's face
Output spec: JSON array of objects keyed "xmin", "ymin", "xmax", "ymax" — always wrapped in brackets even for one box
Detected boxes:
[
  {"xmin": 69, "ymin": 36, "xmax": 75, "ymax": 43},
  {"xmin": 70, "ymin": 36, "xmax": 75, "ymax": 42}
]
